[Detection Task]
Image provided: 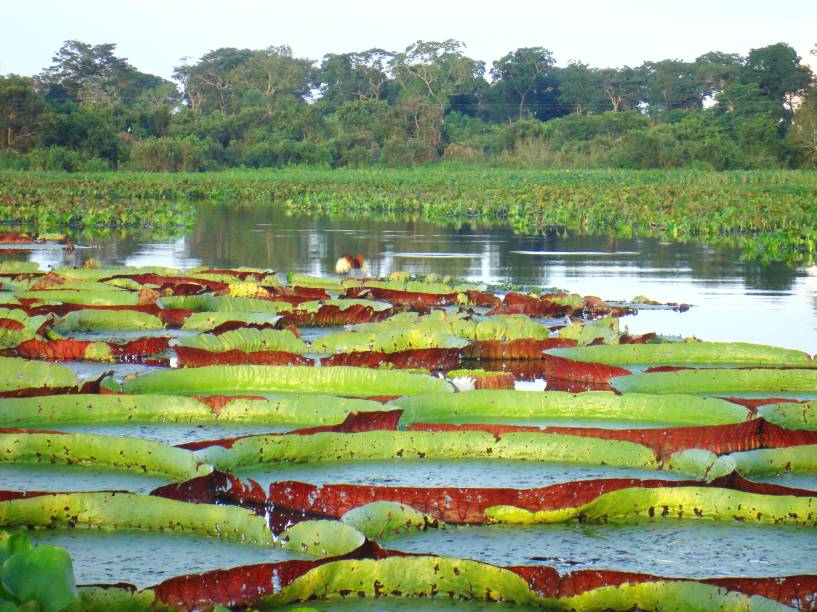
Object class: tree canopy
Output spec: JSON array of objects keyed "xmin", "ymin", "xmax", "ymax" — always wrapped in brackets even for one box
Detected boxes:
[{"xmin": 0, "ymin": 38, "xmax": 814, "ymax": 171}]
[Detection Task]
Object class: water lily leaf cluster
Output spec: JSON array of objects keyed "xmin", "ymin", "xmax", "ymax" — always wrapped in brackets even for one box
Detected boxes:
[{"xmin": 4, "ymin": 263, "xmax": 817, "ymax": 610}]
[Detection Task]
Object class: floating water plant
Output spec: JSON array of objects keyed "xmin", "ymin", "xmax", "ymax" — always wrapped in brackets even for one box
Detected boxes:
[{"xmin": 2, "ymin": 260, "xmax": 817, "ymax": 610}]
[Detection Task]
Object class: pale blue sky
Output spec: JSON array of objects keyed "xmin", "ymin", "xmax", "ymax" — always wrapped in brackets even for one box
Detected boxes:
[{"xmin": 2, "ymin": 0, "xmax": 816, "ymax": 80}]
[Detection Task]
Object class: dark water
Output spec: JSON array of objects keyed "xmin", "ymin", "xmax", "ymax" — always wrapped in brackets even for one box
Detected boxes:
[{"xmin": 27, "ymin": 204, "xmax": 817, "ymax": 353}]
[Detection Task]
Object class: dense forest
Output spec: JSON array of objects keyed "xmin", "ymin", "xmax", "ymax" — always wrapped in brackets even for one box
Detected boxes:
[{"xmin": 1, "ymin": 39, "xmax": 816, "ymax": 171}]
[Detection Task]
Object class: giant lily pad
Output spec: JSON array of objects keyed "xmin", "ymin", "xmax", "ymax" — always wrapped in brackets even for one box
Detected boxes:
[
  {"xmin": 612, "ymin": 368, "xmax": 817, "ymax": 394},
  {"xmin": 550, "ymin": 342, "xmax": 815, "ymax": 366},
  {"xmin": 0, "ymin": 357, "xmax": 76, "ymax": 391},
  {"xmin": 122, "ymin": 365, "xmax": 452, "ymax": 396},
  {"xmin": 0, "ymin": 493, "xmax": 270, "ymax": 543},
  {"xmin": 175, "ymin": 328, "xmax": 308, "ymax": 354},
  {"xmin": 0, "ymin": 394, "xmax": 386, "ymax": 426},
  {"xmin": 158, "ymin": 295, "xmax": 292, "ymax": 313},
  {"xmin": 0, "ymin": 431, "xmax": 209, "ymax": 479},
  {"xmin": 393, "ymin": 391, "xmax": 750, "ymax": 426},
  {"xmin": 195, "ymin": 430, "xmax": 659, "ymax": 473},
  {"xmin": 56, "ymin": 309, "xmax": 165, "ymax": 332},
  {"xmin": 278, "ymin": 520, "xmax": 365, "ymax": 558}
]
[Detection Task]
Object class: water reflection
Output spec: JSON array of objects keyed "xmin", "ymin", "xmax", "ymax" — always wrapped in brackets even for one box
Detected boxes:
[{"xmin": 15, "ymin": 205, "xmax": 817, "ymax": 353}]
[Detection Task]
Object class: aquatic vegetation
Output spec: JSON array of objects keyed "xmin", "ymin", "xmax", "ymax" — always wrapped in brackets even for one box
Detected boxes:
[
  {"xmin": 550, "ymin": 342, "xmax": 816, "ymax": 366},
  {"xmin": 0, "ymin": 493, "xmax": 271, "ymax": 542},
  {"xmin": 174, "ymin": 328, "xmax": 313, "ymax": 366},
  {"xmin": 612, "ymin": 367, "xmax": 817, "ymax": 394},
  {"xmin": 179, "ymin": 311, "xmax": 282, "ymax": 331},
  {"xmin": 14, "ymin": 336, "xmax": 169, "ymax": 363},
  {"xmin": 393, "ymin": 390, "xmax": 751, "ymax": 426},
  {"xmin": 4, "ymin": 261, "xmax": 817, "ymax": 609},
  {"xmin": 192, "ymin": 430, "xmax": 673, "ymax": 474},
  {"xmin": 0, "ymin": 394, "xmax": 386, "ymax": 426},
  {"xmin": 0, "ymin": 530, "xmax": 77, "ymax": 612},
  {"xmin": 175, "ymin": 328, "xmax": 308, "ymax": 354},
  {"xmin": 120, "ymin": 364, "xmax": 453, "ymax": 395},
  {"xmin": 445, "ymin": 369, "xmax": 516, "ymax": 390},
  {"xmin": 5, "ymin": 168, "xmax": 817, "ymax": 264},
  {"xmin": 132, "ymin": 552, "xmax": 817, "ymax": 610},
  {"xmin": 0, "ymin": 356, "xmax": 76, "ymax": 390},
  {"xmin": 758, "ymin": 400, "xmax": 817, "ymax": 430},
  {"xmin": 261, "ymin": 472, "xmax": 810, "ymax": 525},
  {"xmin": 0, "ymin": 430, "xmax": 209, "ymax": 479},
  {"xmin": 54, "ymin": 308, "xmax": 167, "ymax": 331},
  {"xmin": 462, "ymin": 337, "xmax": 577, "ymax": 360},
  {"xmin": 313, "ymin": 326, "xmax": 468, "ymax": 354}
]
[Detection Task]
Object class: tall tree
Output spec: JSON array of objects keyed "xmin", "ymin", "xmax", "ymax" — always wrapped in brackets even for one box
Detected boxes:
[
  {"xmin": 0, "ymin": 75, "xmax": 46, "ymax": 150},
  {"xmin": 740, "ymin": 43, "xmax": 813, "ymax": 115},
  {"xmin": 491, "ymin": 47, "xmax": 558, "ymax": 119},
  {"xmin": 391, "ymin": 40, "xmax": 484, "ymax": 113},
  {"xmin": 38, "ymin": 40, "xmax": 165, "ymax": 106},
  {"xmin": 694, "ymin": 51, "xmax": 743, "ymax": 99},
  {"xmin": 230, "ymin": 46, "xmax": 314, "ymax": 104},
  {"xmin": 640, "ymin": 59, "xmax": 705, "ymax": 115},
  {"xmin": 554, "ymin": 62, "xmax": 607, "ymax": 115},
  {"xmin": 598, "ymin": 67, "xmax": 642, "ymax": 112},
  {"xmin": 173, "ymin": 48, "xmax": 254, "ymax": 114},
  {"xmin": 319, "ymin": 49, "xmax": 394, "ymax": 109},
  {"xmin": 390, "ymin": 40, "xmax": 484, "ymax": 152},
  {"xmin": 789, "ymin": 87, "xmax": 817, "ymax": 164}
]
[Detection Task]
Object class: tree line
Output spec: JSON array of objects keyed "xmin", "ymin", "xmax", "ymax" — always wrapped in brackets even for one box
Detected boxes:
[{"xmin": 1, "ymin": 39, "xmax": 816, "ymax": 171}]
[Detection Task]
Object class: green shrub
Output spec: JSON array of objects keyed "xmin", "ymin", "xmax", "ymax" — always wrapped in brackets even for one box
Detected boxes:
[{"xmin": 127, "ymin": 136, "xmax": 211, "ymax": 172}]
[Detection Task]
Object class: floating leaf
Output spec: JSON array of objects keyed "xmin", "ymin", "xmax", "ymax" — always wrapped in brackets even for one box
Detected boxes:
[
  {"xmin": 279, "ymin": 520, "xmax": 365, "ymax": 558},
  {"xmin": 56, "ymin": 309, "xmax": 165, "ymax": 332},
  {"xmin": 175, "ymin": 328, "xmax": 308, "ymax": 354},
  {"xmin": 180, "ymin": 312, "xmax": 281, "ymax": 331},
  {"xmin": 159, "ymin": 295, "xmax": 292, "ymax": 313},
  {"xmin": 463, "ymin": 338, "xmax": 577, "ymax": 360},
  {"xmin": 551, "ymin": 342, "xmax": 816, "ymax": 366},
  {"xmin": 612, "ymin": 368, "xmax": 817, "ymax": 394},
  {"xmin": 393, "ymin": 390, "xmax": 750, "ymax": 426},
  {"xmin": 122, "ymin": 365, "xmax": 453, "ymax": 396},
  {"xmin": 1, "ymin": 544, "xmax": 77, "ymax": 612},
  {"xmin": 543, "ymin": 354, "xmax": 632, "ymax": 384},
  {"xmin": 0, "ymin": 394, "xmax": 386, "ymax": 426},
  {"xmin": 0, "ymin": 356, "xmax": 76, "ymax": 391},
  {"xmin": 0, "ymin": 430, "xmax": 208, "ymax": 479},
  {"xmin": 322, "ymin": 348, "xmax": 461, "ymax": 371},
  {"xmin": 0, "ymin": 493, "xmax": 270, "ymax": 543},
  {"xmin": 176, "ymin": 347, "xmax": 314, "ymax": 367},
  {"xmin": 341, "ymin": 501, "xmax": 443, "ymax": 539}
]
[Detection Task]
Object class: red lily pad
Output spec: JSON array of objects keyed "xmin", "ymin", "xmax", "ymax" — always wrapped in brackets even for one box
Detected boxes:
[{"xmin": 175, "ymin": 346, "xmax": 314, "ymax": 367}]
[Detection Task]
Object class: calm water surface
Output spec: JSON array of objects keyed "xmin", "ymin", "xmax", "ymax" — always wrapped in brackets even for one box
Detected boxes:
[{"xmin": 28, "ymin": 204, "xmax": 817, "ymax": 353}]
